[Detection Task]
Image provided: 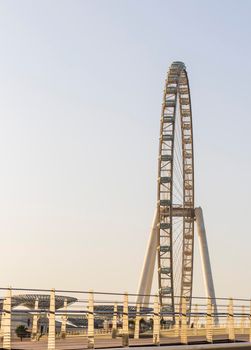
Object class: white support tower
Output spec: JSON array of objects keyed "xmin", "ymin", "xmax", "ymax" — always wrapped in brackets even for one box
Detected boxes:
[
  {"xmin": 195, "ymin": 207, "xmax": 219, "ymax": 324},
  {"xmin": 137, "ymin": 206, "xmax": 218, "ymax": 323},
  {"xmin": 136, "ymin": 209, "xmax": 158, "ymax": 306}
]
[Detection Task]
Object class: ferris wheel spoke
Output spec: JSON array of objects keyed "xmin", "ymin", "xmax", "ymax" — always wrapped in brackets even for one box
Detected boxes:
[
  {"xmin": 173, "ymin": 181, "xmax": 183, "ymax": 198},
  {"xmin": 173, "ymin": 226, "xmax": 184, "ymax": 245},
  {"xmin": 173, "ymin": 165, "xmax": 183, "ymax": 187},
  {"xmin": 174, "ymin": 157, "xmax": 183, "ymax": 181},
  {"xmin": 173, "ymin": 234, "xmax": 183, "ymax": 260},
  {"xmin": 173, "ymin": 161, "xmax": 183, "ymax": 181}
]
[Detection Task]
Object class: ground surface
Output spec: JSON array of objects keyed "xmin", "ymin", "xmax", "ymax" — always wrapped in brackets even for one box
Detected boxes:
[{"xmin": 4, "ymin": 334, "xmax": 251, "ymax": 350}]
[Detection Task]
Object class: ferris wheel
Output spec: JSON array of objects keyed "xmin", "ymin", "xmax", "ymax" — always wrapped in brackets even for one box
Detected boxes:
[
  {"xmin": 157, "ymin": 61, "xmax": 194, "ymax": 314},
  {"xmin": 137, "ymin": 61, "xmax": 217, "ymax": 322}
]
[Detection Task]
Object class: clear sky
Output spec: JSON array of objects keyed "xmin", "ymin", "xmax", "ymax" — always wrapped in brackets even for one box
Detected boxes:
[{"xmin": 0, "ymin": 0, "xmax": 250, "ymax": 298}]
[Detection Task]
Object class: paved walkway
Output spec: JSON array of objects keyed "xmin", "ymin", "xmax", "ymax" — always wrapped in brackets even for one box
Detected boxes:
[{"xmin": 5, "ymin": 334, "xmax": 251, "ymax": 350}]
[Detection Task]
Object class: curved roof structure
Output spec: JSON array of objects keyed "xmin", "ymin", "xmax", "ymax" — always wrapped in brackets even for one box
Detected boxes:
[{"xmin": 12, "ymin": 294, "xmax": 77, "ymax": 310}]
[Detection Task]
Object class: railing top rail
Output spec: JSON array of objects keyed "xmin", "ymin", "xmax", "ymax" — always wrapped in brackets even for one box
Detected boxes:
[{"xmin": 0, "ymin": 287, "xmax": 250, "ymax": 302}]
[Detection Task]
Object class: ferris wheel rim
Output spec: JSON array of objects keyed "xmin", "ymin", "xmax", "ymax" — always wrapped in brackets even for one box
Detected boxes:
[{"xmin": 157, "ymin": 61, "xmax": 195, "ymax": 317}]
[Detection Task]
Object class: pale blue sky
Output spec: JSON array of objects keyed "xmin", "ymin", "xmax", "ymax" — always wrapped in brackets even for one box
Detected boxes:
[{"xmin": 0, "ymin": 0, "xmax": 250, "ymax": 298}]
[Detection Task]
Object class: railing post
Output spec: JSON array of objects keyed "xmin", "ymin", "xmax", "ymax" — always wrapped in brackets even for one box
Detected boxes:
[
  {"xmin": 87, "ymin": 290, "xmax": 94, "ymax": 349},
  {"xmin": 61, "ymin": 298, "xmax": 67, "ymax": 339},
  {"xmin": 174, "ymin": 305, "xmax": 180, "ymax": 337},
  {"xmin": 193, "ymin": 304, "xmax": 199, "ymax": 335},
  {"xmin": 249, "ymin": 301, "xmax": 251, "ymax": 342},
  {"xmin": 240, "ymin": 306, "xmax": 245, "ymax": 334},
  {"xmin": 112, "ymin": 303, "xmax": 117, "ymax": 338},
  {"xmin": 206, "ymin": 298, "xmax": 213, "ymax": 343},
  {"xmin": 180, "ymin": 297, "xmax": 187, "ymax": 345},
  {"xmin": 122, "ymin": 292, "xmax": 129, "ymax": 347},
  {"xmin": 47, "ymin": 289, "xmax": 56, "ymax": 350},
  {"xmin": 153, "ymin": 295, "xmax": 160, "ymax": 345},
  {"xmin": 228, "ymin": 298, "xmax": 235, "ymax": 342},
  {"xmin": 31, "ymin": 297, "xmax": 39, "ymax": 340},
  {"xmin": 2, "ymin": 288, "xmax": 12, "ymax": 350},
  {"xmin": 103, "ymin": 319, "xmax": 108, "ymax": 332},
  {"xmin": 134, "ymin": 303, "xmax": 140, "ymax": 339}
]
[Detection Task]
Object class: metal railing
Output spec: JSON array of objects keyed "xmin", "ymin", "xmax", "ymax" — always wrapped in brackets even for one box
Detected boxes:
[{"xmin": 0, "ymin": 286, "xmax": 251, "ymax": 349}]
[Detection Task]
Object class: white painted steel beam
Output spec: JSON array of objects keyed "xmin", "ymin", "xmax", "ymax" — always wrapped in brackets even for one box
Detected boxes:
[
  {"xmin": 137, "ymin": 209, "xmax": 158, "ymax": 306},
  {"xmin": 195, "ymin": 207, "xmax": 219, "ymax": 324}
]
